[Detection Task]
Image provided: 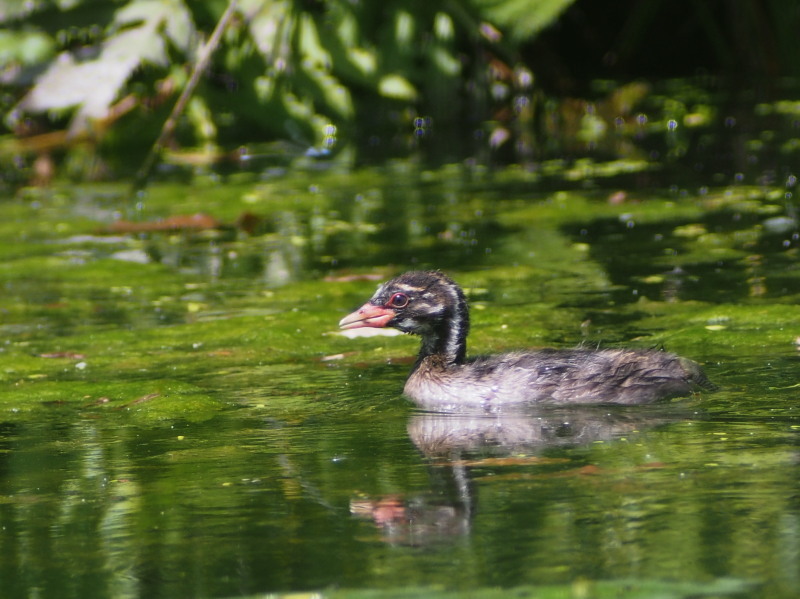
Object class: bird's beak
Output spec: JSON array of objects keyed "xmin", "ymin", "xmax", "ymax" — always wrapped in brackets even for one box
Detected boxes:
[{"xmin": 339, "ymin": 302, "xmax": 395, "ymax": 330}]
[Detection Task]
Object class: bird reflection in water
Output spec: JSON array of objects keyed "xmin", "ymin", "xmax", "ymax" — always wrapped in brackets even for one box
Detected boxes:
[{"xmin": 350, "ymin": 406, "xmax": 691, "ymax": 546}]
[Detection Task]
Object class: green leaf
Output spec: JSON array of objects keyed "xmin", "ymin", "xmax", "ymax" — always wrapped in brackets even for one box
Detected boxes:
[
  {"xmin": 346, "ymin": 47, "xmax": 376, "ymax": 77},
  {"xmin": 298, "ymin": 13, "xmax": 331, "ymax": 68},
  {"xmin": 0, "ymin": 0, "xmax": 37, "ymax": 22},
  {"xmin": 473, "ymin": 0, "xmax": 577, "ymax": 40},
  {"xmin": 19, "ymin": 51, "xmax": 137, "ymax": 118},
  {"xmin": 433, "ymin": 12, "xmax": 455, "ymax": 41},
  {"xmin": 112, "ymin": 0, "xmax": 194, "ymax": 57},
  {"xmin": 244, "ymin": 0, "xmax": 293, "ymax": 59},
  {"xmin": 378, "ymin": 74, "xmax": 418, "ymax": 101},
  {"xmin": 430, "ymin": 46, "xmax": 461, "ymax": 77},
  {"xmin": 0, "ymin": 30, "xmax": 55, "ymax": 64},
  {"xmin": 16, "ymin": 0, "xmax": 196, "ymax": 134},
  {"xmin": 301, "ymin": 65, "xmax": 354, "ymax": 118}
]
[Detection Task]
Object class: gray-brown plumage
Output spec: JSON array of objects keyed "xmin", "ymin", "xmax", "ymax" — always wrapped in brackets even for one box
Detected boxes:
[{"xmin": 339, "ymin": 270, "xmax": 714, "ymax": 412}]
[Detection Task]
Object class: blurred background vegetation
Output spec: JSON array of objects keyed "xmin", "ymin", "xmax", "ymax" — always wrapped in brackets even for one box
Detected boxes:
[{"xmin": 0, "ymin": 0, "xmax": 798, "ymax": 186}]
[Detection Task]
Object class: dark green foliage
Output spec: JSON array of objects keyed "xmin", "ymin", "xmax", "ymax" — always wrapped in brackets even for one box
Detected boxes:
[{"xmin": 0, "ymin": 0, "xmax": 577, "ymax": 178}]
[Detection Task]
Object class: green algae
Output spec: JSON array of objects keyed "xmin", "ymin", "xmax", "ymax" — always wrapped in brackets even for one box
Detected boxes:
[
  {"xmin": 0, "ymin": 379, "xmax": 222, "ymax": 424},
  {"xmin": 262, "ymin": 577, "xmax": 754, "ymax": 599},
  {"xmin": 2, "ymin": 166, "xmax": 798, "ymax": 422},
  {"xmin": 0, "ymin": 163, "xmax": 798, "ymax": 599}
]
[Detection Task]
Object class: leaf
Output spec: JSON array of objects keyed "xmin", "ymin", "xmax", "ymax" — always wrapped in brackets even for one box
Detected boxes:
[
  {"xmin": 111, "ymin": 0, "xmax": 196, "ymax": 62},
  {"xmin": 245, "ymin": 0, "xmax": 293, "ymax": 60},
  {"xmin": 299, "ymin": 65, "xmax": 354, "ymax": 119},
  {"xmin": 103, "ymin": 23, "xmax": 168, "ymax": 68},
  {"xmin": 430, "ymin": 46, "xmax": 461, "ymax": 77},
  {"xmin": 0, "ymin": 0, "xmax": 36, "ymax": 22},
  {"xmin": 474, "ymin": 0, "xmax": 577, "ymax": 40},
  {"xmin": 346, "ymin": 48, "xmax": 376, "ymax": 77},
  {"xmin": 20, "ymin": 51, "xmax": 138, "ymax": 118},
  {"xmin": 17, "ymin": 0, "xmax": 196, "ymax": 134},
  {"xmin": 298, "ymin": 13, "xmax": 331, "ymax": 68},
  {"xmin": 0, "ymin": 30, "xmax": 55, "ymax": 65},
  {"xmin": 433, "ymin": 12, "xmax": 455, "ymax": 41},
  {"xmin": 378, "ymin": 74, "xmax": 418, "ymax": 101}
]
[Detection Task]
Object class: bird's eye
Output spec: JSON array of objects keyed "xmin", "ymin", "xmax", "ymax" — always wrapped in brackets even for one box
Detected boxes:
[{"xmin": 387, "ymin": 293, "xmax": 409, "ymax": 308}]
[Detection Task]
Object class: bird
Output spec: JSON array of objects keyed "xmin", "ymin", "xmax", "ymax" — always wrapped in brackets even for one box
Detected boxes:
[{"xmin": 339, "ymin": 270, "xmax": 715, "ymax": 412}]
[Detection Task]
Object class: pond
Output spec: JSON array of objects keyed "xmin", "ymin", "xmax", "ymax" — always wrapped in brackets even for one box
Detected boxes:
[{"xmin": 0, "ymin": 160, "xmax": 798, "ymax": 599}]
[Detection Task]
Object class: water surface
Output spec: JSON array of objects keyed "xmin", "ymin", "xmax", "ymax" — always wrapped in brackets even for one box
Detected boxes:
[{"xmin": 0, "ymin": 167, "xmax": 798, "ymax": 598}]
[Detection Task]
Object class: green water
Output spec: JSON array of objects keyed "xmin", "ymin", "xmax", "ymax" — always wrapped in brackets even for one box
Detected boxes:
[{"xmin": 0, "ymin": 164, "xmax": 798, "ymax": 598}]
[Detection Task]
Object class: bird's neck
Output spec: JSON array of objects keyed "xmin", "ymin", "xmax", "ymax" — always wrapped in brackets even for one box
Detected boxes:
[{"xmin": 417, "ymin": 286, "xmax": 469, "ymax": 366}]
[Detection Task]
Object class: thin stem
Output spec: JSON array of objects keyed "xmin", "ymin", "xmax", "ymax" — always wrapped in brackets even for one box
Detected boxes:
[{"xmin": 130, "ymin": 0, "xmax": 239, "ymax": 198}]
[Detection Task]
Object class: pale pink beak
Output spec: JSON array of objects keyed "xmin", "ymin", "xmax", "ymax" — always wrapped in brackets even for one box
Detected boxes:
[{"xmin": 339, "ymin": 302, "xmax": 395, "ymax": 330}]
